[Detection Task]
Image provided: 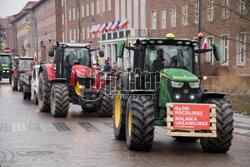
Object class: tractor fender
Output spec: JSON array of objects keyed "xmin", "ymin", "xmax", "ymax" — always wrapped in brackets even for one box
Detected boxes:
[
  {"xmin": 201, "ymin": 92, "xmax": 227, "ymax": 100},
  {"xmin": 39, "ymin": 64, "xmax": 55, "ymax": 83},
  {"xmin": 51, "ymin": 78, "xmax": 68, "ymax": 84}
]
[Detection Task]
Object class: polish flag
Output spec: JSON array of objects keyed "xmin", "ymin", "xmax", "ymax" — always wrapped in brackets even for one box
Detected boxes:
[
  {"xmin": 99, "ymin": 23, "xmax": 106, "ymax": 33},
  {"xmin": 120, "ymin": 19, "xmax": 129, "ymax": 29},
  {"xmin": 202, "ymin": 37, "xmax": 208, "ymax": 49},
  {"xmin": 95, "ymin": 24, "xmax": 101, "ymax": 33},
  {"xmin": 106, "ymin": 22, "xmax": 113, "ymax": 32},
  {"xmin": 90, "ymin": 25, "xmax": 96, "ymax": 33},
  {"xmin": 111, "ymin": 20, "xmax": 120, "ymax": 31}
]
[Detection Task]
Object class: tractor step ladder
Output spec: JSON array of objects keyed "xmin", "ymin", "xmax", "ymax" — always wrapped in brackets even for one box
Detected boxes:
[{"xmin": 166, "ymin": 103, "xmax": 217, "ymax": 138}]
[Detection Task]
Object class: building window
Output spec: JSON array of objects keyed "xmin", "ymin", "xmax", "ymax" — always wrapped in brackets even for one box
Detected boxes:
[
  {"xmin": 69, "ymin": 8, "xmax": 71, "ymax": 21},
  {"xmin": 74, "ymin": 29, "xmax": 76, "ymax": 41},
  {"xmin": 171, "ymin": 7, "xmax": 176, "ymax": 27},
  {"xmin": 86, "ymin": 3, "xmax": 89, "ymax": 16},
  {"xmin": 62, "ymin": 13, "xmax": 64, "ymax": 25},
  {"xmin": 194, "ymin": 1, "xmax": 199, "ymax": 24},
  {"xmin": 240, "ymin": 0, "xmax": 247, "ymax": 15},
  {"xmin": 69, "ymin": 29, "xmax": 72, "ymax": 41},
  {"xmin": 73, "ymin": 7, "xmax": 76, "ymax": 20},
  {"xmin": 62, "ymin": 32, "xmax": 65, "ymax": 42},
  {"xmin": 182, "ymin": 4, "xmax": 188, "ymax": 26},
  {"xmin": 102, "ymin": 0, "xmax": 105, "ymax": 12},
  {"xmin": 61, "ymin": 0, "xmax": 64, "ymax": 6},
  {"xmin": 108, "ymin": 0, "xmax": 111, "ymax": 11},
  {"xmin": 206, "ymin": 36, "xmax": 214, "ymax": 64},
  {"xmin": 161, "ymin": 9, "xmax": 166, "ymax": 29},
  {"xmin": 152, "ymin": 10, "xmax": 156, "ymax": 30},
  {"xmin": 82, "ymin": 27, "xmax": 85, "ymax": 40},
  {"xmin": 208, "ymin": 0, "xmax": 214, "ymax": 21},
  {"xmin": 222, "ymin": 0, "xmax": 230, "ymax": 19},
  {"xmin": 87, "ymin": 25, "xmax": 90, "ymax": 39},
  {"xmin": 82, "ymin": 5, "xmax": 85, "ymax": 18},
  {"xmin": 236, "ymin": 32, "xmax": 246, "ymax": 66},
  {"xmin": 220, "ymin": 34, "xmax": 229, "ymax": 66},
  {"xmin": 96, "ymin": 0, "xmax": 100, "ymax": 14},
  {"xmin": 91, "ymin": 1, "xmax": 94, "ymax": 15}
]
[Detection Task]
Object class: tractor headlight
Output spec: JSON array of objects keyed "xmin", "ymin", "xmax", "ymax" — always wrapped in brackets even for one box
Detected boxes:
[
  {"xmin": 189, "ymin": 81, "xmax": 200, "ymax": 88},
  {"xmin": 79, "ymin": 85, "xmax": 85, "ymax": 90},
  {"xmin": 171, "ymin": 81, "xmax": 184, "ymax": 88}
]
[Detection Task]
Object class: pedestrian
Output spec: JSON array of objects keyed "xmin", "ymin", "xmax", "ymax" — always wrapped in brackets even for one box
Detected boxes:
[{"xmin": 104, "ymin": 57, "xmax": 110, "ymax": 72}]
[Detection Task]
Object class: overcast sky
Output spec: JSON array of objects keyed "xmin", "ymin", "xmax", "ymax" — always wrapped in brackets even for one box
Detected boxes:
[{"xmin": 0, "ymin": 0, "xmax": 38, "ymax": 18}]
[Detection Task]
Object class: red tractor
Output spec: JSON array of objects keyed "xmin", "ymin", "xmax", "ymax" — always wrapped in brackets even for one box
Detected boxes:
[
  {"xmin": 11, "ymin": 56, "xmax": 34, "ymax": 91},
  {"xmin": 38, "ymin": 42, "xmax": 114, "ymax": 117}
]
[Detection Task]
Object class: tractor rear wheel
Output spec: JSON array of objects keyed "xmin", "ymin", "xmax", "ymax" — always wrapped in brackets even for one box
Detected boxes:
[
  {"xmin": 113, "ymin": 91, "xmax": 127, "ymax": 140},
  {"xmin": 200, "ymin": 98, "xmax": 234, "ymax": 153},
  {"xmin": 11, "ymin": 74, "xmax": 17, "ymax": 90},
  {"xmin": 50, "ymin": 83, "xmax": 69, "ymax": 117},
  {"xmin": 125, "ymin": 97, "xmax": 155, "ymax": 151},
  {"xmin": 97, "ymin": 85, "xmax": 114, "ymax": 117},
  {"xmin": 38, "ymin": 72, "xmax": 51, "ymax": 112}
]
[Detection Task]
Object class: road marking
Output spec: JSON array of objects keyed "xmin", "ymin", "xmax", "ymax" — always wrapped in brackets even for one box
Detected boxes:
[
  {"xmin": 79, "ymin": 122, "xmax": 99, "ymax": 131},
  {"xmin": 12, "ymin": 122, "xmax": 26, "ymax": 132},
  {"xmin": 52, "ymin": 122, "xmax": 71, "ymax": 131}
]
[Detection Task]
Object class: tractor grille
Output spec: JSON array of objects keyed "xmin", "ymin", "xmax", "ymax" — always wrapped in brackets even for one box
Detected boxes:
[
  {"xmin": 78, "ymin": 78, "xmax": 95, "ymax": 90},
  {"xmin": 167, "ymin": 80, "xmax": 199, "ymax": 103}
]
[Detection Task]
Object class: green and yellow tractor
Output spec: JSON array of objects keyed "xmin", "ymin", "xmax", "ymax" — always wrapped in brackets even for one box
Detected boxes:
[{"xmin": 113, "ymin": 34, "xmax": 234, "ymax": 153}]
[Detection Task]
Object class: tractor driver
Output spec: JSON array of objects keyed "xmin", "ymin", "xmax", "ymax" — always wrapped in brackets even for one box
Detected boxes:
[
  {"xmin": 171, "ymin": 55, "xmax": 181, "ymax": 67},
  {"xmin": 152, "ymin": 49, "xmax": 165, "ymax": 72}
]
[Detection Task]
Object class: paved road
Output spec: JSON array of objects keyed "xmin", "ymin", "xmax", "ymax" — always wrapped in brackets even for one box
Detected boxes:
[{"xmin": 0, "ymin": 79, "xmax": 250, "ymax": 167}]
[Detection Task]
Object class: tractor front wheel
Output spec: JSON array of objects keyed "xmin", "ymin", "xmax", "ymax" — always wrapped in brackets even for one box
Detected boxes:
[
  {"xmin": 38, "ymin": 72, "xmax": 51, "ymax": 112},
  {"xmin": 97, "ymin": 85, "xmax": 114, "ymax": 117},
  {"xmin": 113, "ymin": 91, "xmax": 127, "ymax": 140},
  {"xmin": 125, "ymin": 97, "xmax": 155, "ymax": 151},
  {"xmin": 50, "ymin": 83, "xmax": 69, "ymax": 117},
  {"xmin": 200, "ymin": 98, "xmax": 234, "ymax": 153}
]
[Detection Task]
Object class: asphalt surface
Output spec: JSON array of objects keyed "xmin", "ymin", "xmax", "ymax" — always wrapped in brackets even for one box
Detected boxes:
[{"xmin": 0, "ymin": 79, "xmax": 250, "ymax": 167}]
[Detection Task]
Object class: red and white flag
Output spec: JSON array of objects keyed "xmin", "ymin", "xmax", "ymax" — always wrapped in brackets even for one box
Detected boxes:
[
  {"xmin": 99, "ymin": 23, "xmax": 106, "ymax": 33},
  {"xmin": 202, "ymin": 37, "xmax": 208, "ymax": 49},
  {"xmin": 111, "ymin": 20, "xmax": 119, "ymax": 31},
  {"xmin": 120, "ymin": 19, "xmax": 129, "ymax": 29},
  {"xmin": 95, "ymin": 24, "xmax": 101, "ymax": 33},
  {"xmin": 90, "ymin": 25, "xmax": 96, "ymax": 33},
  {"xmin": 106, "ymin": 22, "xmax": 113, "ymax": 32}
]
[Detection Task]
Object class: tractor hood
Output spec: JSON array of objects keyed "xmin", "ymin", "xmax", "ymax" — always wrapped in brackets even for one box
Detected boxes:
[
  {"xmin": 72, "ymin": 65, "xmax": 98, "ymax": 78},
  {"xmin": 161, "ymin": 68, "xmax": 199, "ymax": 82}
]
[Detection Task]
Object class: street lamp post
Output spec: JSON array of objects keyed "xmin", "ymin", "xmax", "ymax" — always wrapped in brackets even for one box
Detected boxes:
[{"xmin": 198, "ymin": 0, "xmax": 202, "ymax": 78}]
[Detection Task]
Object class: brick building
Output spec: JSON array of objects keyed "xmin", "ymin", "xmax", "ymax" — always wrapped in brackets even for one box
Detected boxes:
[
  {"xmin": 60, "ymin": 0, "xmax": 249, "ymax": 75},
  {"xmin": 7, "ymin": 0, "xmax": 249, "ymax": 75},
  {"xmin": 0, "ymin": 17, "xmax": 8, "ymax": 52}
]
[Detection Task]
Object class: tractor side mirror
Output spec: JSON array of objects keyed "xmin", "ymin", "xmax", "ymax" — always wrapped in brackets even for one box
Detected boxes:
[
  {"xmin": 212, "ymin": 44, "xmax": 221, "ymax": 61},
  {"xmin": 119, "ymin": 43, "xmax": 125, "ymax": 58},
  {"xmin": 48, "ymin": 49, "xmax": 54, "ymax": 57},
  {"xmin": 99, "ymin": 50, "xmax": 104, "ymax": 58}
]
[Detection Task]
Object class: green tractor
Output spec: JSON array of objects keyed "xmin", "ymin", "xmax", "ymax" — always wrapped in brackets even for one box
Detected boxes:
[
  {"xmin": 0, "ymin": 53, "xmax": 12, "ymax": 83},
  {"xmin": 113, "ymin": 34, "xmax": 234, "ymax": 153}
]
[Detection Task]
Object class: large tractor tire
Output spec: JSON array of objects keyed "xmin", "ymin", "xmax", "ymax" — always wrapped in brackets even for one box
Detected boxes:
[
  {"xmin": 50, "ymin": 83, "xmax": 69, "ymax": 117},
  {"xmin": 11, "ymin": 74, "xmax": 17, "ymax": 91},
  {"xmin": 113, "ymin": 91, "xmax": 127, "ymax": 140},
  {"xmin": 38, "ymin": 72, "xmax": 51, "ymax": 112},
  {"xmin": 200, "ymin": 98, "xmax": 234, "ymax": 153},
  {"xmin": 125, "ymin": 96, "xmax": 155, "ymax": 151},
  {"xmin": 97, "ymin": 85, "xmax": 114, "ymax": 117}
]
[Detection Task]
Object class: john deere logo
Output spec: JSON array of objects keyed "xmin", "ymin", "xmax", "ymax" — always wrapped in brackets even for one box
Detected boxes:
[{"xmin": 183, "ymin": 89, "xmax": 189, "ymax": 94}]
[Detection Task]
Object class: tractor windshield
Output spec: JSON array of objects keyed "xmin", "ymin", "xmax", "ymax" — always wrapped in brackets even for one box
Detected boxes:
[
  {"xmin": 144, "ymin": 44, "xmax": 193, "ymax": 72},
  {"xmin": 18, "ymin": 59, "xmax": 33, "ymax": 71},
  {"xmin": 64, "ymin": 47, "xmax": 90, "ymax": 67},
  {"xmin": 0, "ymin": 55, "xmax": 11, "ymax": 66}
]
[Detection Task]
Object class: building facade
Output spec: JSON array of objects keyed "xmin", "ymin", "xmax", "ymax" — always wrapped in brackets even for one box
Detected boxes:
[{"xmin": 7, "ymin": 0, "xmax": 249, "ymax": 75}]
